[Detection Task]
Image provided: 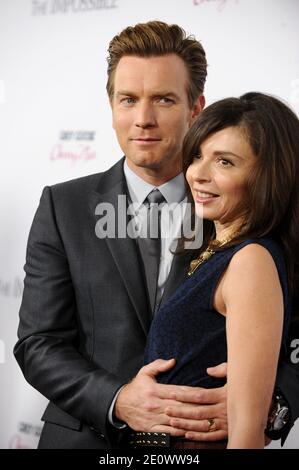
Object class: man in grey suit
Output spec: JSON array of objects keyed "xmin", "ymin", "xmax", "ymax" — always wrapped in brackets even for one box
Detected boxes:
[{"xmin": 14, "ymin": 21, "xmax": 299, "ymax": 449}]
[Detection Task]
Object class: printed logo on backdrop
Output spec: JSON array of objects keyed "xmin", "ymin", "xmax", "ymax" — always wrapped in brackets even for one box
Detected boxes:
[
  {"xmin": 193, "ymin": 0, "xmax": 238, "ymax": 11},
  {"xmin": 0, "ymin": 276, "xmax": 23, "ymax": 298},
  {"xmin": 0, "ymin": 340, "xmax": 4, "ymax": 364},
  {"xmin": 50, "ymin": 130, "xmax": 97, "ymax": 164},
  {"xmin": 32, "ymin": 0, "xmax": 118, "ymax": 15},
  {"xmin": 0, "ymin": 276, "xmax": 23, "ymax": 364},
  {"xmin": 9, "ymin": 422, "xmax": 42, "ymax": 449}
]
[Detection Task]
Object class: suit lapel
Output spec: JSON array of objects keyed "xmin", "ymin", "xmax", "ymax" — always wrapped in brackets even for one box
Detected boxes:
[{"xmin": 89, "ymin": 159, "xmax": 151, "ymax": 335}]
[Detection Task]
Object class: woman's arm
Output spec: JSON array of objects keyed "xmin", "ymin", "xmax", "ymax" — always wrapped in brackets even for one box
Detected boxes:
[{"xmin": 220, "ymin": 244, "xmax": 284, "ymax": 448}]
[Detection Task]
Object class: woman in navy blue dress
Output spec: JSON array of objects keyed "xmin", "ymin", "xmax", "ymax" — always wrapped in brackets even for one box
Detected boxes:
[{"xmin": 144, "ymin": 92, "xmax": 299, "ymax": 448}]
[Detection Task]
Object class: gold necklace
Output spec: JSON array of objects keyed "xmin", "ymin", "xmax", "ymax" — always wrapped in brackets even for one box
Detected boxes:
[{"xmin": 187, "ymin": 235, "xmax": 236, "ymax": 276}]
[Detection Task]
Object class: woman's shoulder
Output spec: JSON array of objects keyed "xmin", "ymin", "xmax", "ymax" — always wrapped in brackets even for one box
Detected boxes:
[
  {"xmin": 229, "ymin": 242, "xmax": 276, "ymax": 271},
  {"xmin": 214, "ymin": 238, "xmax": 285, "ymax": 317},
  {"xmin": 227, "ymin": 238, "xmax": 285, "ymax": 280},
  {"xmin": 229, "ymin": 237, "xmax": 280, "ymax": 263}
]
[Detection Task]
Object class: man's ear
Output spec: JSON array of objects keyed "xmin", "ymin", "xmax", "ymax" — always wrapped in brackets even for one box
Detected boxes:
[{"xmin": 190, "ymin": 94, "xmax": 205, "ymax": 123}]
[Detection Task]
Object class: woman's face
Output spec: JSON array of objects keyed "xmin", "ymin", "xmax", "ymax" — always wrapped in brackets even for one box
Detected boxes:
[{"xmin": 186, "ymin": 126, "xmax": 257, "ymax": 235}]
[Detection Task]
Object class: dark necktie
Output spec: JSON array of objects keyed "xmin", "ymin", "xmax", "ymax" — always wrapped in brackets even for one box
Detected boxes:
[{"xmin": 137, "ymin": 189, "xmax": 165, "ymax": 314}]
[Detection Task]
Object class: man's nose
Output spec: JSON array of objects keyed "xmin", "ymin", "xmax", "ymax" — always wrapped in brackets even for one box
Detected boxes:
[{"xmin": 135, "ymin": 102, "xmax": 156, "ymax": 128}]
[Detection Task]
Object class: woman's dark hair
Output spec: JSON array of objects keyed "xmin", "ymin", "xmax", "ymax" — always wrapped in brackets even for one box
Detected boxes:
[{"xmin": 183, "ymin": 92, "xmax": 299, "ymax": 296}]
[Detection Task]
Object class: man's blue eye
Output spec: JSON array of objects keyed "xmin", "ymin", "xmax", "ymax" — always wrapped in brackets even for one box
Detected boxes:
[{"xmin": 121, "ymin": 98, "xmax": 136, "ymax": 104}]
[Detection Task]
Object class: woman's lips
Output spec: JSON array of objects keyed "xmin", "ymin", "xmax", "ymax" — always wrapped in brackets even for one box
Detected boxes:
[{"xmin": 194, "ymin": 190, "xmax": 219, "ymax": 204}]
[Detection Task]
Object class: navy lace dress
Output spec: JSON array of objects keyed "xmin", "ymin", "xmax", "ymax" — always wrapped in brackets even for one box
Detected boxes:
[{"xmin": 144, "ymin": 238, "xmax": 291, "ymax": 388}]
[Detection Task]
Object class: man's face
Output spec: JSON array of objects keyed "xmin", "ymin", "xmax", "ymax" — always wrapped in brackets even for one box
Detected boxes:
[{"xmin": 111, "ymin": 54, "xmax": 204, "ymax": 184}]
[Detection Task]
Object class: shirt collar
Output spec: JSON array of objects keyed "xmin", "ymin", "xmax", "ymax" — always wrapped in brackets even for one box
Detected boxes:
[{"xmin": 124, "ymin": 159, "xmax": 187, "ymax": 209}]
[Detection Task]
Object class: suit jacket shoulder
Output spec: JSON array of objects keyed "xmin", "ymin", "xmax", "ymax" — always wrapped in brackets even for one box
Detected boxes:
[{"xmin": 49, "ymin": 157, "xmax": 125, "ymax": 203}]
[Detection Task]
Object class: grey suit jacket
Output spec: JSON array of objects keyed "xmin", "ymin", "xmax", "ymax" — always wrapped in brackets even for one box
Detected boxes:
[{"xmin": 14, "ymin": 158, "xmax": 192, "ymax": 449}]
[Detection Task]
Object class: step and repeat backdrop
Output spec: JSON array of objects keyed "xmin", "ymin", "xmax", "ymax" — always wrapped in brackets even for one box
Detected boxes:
[{"xmin": 0, "ymin": 0, "xmax": 299, "ymax": 449}]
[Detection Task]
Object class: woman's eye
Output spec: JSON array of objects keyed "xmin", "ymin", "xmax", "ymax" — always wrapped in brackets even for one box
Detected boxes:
[{"xmin": 218, "ymin": 158, "xmax": 233, "ymax": 167}]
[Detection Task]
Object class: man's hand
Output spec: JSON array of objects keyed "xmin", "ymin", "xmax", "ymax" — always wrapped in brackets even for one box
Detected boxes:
[
  {"xmin": 115, "ymin": 360, "xmax": 229, "ymax": 440},
  {"xmin": 165, "ymin": 362, "xmax": 228, "ymax": 442},
  {"xmin": 115, "ymin": 359, "xmax": 186, "ymax": 436}
]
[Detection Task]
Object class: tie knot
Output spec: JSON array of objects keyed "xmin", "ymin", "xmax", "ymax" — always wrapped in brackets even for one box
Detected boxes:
[{"xmin": 146, "ymin": 189, "xmax": 165, "ymax": 205}]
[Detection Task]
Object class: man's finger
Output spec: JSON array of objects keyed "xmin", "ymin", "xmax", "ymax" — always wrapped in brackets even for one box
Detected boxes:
[
  {"xmin": 163, "ymin": 385, "xmax": 226, "ymax": 405},
  {"xmin": 185, "ymin": 429, "xmax": 228, "ymax": 442},
  {"xmin": 169, "ymin": 417, "xmax": 212, "ymax": 432},
  {"xmin": 154, "ymin": 383, "xmax": 203, "ymax": 400},
  {"xmin": 140, "ymin": 358, "xmax": 176, "ymax": 377},
  {"xmin": 165, "ymin": 404, "xmax": 219, "ymax": 420},
  {"xmin": 206, "ymin": 362, "xmax": 227, "ymax": 378},
  {"xmin": 149, "ymin": 425, "xmax": 186, "ymax": 437}
]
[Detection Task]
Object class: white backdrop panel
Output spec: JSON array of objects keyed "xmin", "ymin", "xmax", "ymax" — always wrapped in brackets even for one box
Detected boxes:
[{"xmin": 0, "ymin": 0, "xmax": 298, "ymax": 448}]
